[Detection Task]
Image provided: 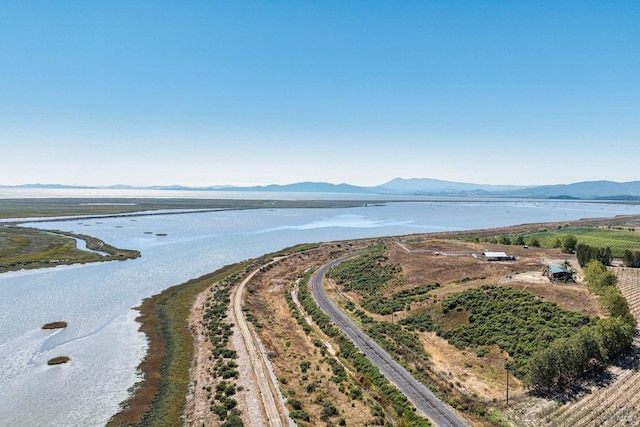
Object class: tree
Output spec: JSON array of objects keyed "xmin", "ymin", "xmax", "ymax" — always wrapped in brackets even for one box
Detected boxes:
[
  {"xmin": 583, "ymin": 260, "xmax": 617, "ymax": 294},
  {"xmin": 623, "ymin": 250, "xmax": 640, "ymax": 268},
  {"xmin": 499, "ymin": 235, "xmax": 512, "ymax": 245},
  {"xmin": 527, "ymin": 237, "xmax": 541, "ymax": 247},
  {"xmin": 577, "ymin": 244, "xmax": 613, "ymax": 267},
  {"xmin": 561, "ymin": 235, "xmax": 578, "ymax": 254}
]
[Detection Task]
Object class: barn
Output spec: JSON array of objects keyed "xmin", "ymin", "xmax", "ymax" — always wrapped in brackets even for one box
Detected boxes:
[
  {"xmin": 547, "ymin": 265, "xmax": 573, "ymax": 282},
  {"xmin": 483, "ymin": 251, "xmax": 515, "ymax": 261}
]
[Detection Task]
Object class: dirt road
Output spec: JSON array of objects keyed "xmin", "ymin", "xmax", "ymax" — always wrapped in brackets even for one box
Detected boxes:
[{"xmin": 231, "ymin": 260, "xmax": 289, "ymax": 427}]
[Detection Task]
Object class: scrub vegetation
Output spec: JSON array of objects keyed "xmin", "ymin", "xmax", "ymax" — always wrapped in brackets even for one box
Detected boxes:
[
  {"xmin": 106, "ymin": 262, "xmax": 249, "ymax": 427},
  {"xmin": 297, "ymin": 272, "xmax": 432, "ymax": 426}
]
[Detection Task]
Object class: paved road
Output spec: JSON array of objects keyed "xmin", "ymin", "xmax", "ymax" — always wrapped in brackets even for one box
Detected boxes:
[
  {"xmin": 311, "ymin": 258, "xmax": 468, "ymax": 427},
  {"xmin": 232, "ymin": 260, "xmax": 288, "ymax": 427}
]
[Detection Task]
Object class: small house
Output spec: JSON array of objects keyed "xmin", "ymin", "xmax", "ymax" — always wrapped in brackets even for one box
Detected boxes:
[
  {"xmin": 483, "ymin": 251, "xmax": 515, "ymax": 261},
  {"xmin": 547, "ymin": 265, "xmax": 573, "ymax": 282}
]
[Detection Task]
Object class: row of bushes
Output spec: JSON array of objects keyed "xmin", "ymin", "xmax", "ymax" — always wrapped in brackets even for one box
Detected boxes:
[
  {"xmin": 202, "ymin": 275, "xmax": 244, "ymax": 427},
  {"xmin": 526, "ymin": 316, "xmax": 634, "ymax": 390},
  {"xmin": 297, "ymin": 273, "xmax": 432, "ymax": 426}
]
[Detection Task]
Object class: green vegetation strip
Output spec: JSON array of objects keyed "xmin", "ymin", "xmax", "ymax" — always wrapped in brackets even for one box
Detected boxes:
[
  {"xmin": 201, "ymin": 275, "xmax": 243, "ymax": 426},
  {"xmin": 107, "ymin": 244, "xmax": 316, "ymax": 427},
  {"xmin": 0, "ymin": 198, "xmax": 371, "ymax": 220},
  {"xmin": 106, "ymin": 262, "xmax": 247, "ymax": 427}
]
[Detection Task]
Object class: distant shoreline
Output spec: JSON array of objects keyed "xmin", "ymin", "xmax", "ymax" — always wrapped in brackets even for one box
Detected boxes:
[{"xmin": 0, "ymin": 198, "xmax": 374, "ymax": 222}]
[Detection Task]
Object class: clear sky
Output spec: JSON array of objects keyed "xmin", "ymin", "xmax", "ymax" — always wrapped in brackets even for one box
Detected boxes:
[{"xmin": 1, "ymin": 1, "xmax": 638, "ymax": 187}]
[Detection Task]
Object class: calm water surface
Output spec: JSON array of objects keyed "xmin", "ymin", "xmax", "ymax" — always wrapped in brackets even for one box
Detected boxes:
[{"xmin": 2, "ymin": 200, "xmax": 640, "ymax": 426}]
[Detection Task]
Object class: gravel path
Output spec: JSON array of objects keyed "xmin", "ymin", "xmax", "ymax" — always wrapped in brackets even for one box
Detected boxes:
[{"xmin": 231, "ymin": 261, "xmax": 289, "ymax": 427}]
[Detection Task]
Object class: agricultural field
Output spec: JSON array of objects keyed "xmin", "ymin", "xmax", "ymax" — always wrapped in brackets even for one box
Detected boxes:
[
  {"xmin": 538, "ymin": 267, "xmax": 640, "ymax": 427},
  {"xmin": 321, "ymin": 238, "xmax": 608, "ymax": 425},
  {"xmin": 520, "ymin": 226, "xmax": 640, "ymax": 258}
]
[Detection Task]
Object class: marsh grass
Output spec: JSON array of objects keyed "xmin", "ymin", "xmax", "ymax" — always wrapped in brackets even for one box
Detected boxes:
[
  {"xmin": 42, "ymin": 321, "xmax": 67, "ymax": 329},
  {"xmin": 47, "ymin": 356, "xmax": 70, "ymax": 365},
  {"xmin": 0, "ymin": 227, "xmax": 139, "ymax": 273},
  {"xmin": 0, "ymin": 198, "xmax": 368, "ymax": 220}
]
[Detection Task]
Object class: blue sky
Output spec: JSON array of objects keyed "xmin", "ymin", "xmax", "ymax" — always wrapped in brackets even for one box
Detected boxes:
[{"xmin": 1, "ymin": 1, "xmax": 638, "ymax": 187}]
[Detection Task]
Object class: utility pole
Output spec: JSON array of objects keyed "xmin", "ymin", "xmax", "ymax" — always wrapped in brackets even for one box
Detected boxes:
[{"xmin": 506, "ymin": 365, "xmax": 511, "ymax": 406}]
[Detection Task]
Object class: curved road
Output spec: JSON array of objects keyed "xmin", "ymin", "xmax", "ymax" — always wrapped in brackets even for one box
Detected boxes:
[{"xmin": 311, "ymin": 258, "xmax": 468, "ymax": 427}]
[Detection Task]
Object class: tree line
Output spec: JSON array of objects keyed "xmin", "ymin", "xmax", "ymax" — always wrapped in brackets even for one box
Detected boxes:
[{"xmin": 525, "ymin": 260, "xmax": 636, "ymax": 391}]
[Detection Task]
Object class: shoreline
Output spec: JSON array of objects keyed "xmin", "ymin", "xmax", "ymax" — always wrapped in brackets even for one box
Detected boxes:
[{"xmin": 110, "ymin": 214, "xmax": 640, "ymax": 425}]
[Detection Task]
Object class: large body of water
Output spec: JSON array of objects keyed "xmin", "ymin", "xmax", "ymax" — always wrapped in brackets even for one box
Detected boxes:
[{"xmin": 2, "ymin": 197, "xmax": 640, "ymax": 426}]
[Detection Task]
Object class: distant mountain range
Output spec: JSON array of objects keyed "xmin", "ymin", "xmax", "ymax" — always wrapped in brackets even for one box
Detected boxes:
[{"xmin": 3, "ymin": 178, "xmax": 640, "ymax": 200}]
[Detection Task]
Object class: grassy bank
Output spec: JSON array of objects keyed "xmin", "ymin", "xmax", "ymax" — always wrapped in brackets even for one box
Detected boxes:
[{"xmin": 0, "ymin": 226, "xmax": 140, "ymax": 273}]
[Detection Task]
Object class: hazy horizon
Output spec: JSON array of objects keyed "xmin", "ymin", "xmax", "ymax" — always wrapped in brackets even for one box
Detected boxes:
[
  {"xmin": 2, "ymin": 2, "xmax": 638, "ymax": 187},
  {"xmin": 1, "ymin": 176, "xmax": 639, "ymax": 190}
]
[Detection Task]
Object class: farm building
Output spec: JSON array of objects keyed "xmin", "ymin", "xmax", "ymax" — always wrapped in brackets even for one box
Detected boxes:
[
  {"xmin": 482, "ymin": 251, "xmax": 515, "ymax": 261},
  {"xmin": 547, "ymin": 265, "xmax": 573, "ymax": 282}
]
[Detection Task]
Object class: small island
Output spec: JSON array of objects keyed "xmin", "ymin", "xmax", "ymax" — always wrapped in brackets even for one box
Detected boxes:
[
  {"xmin": 47, "ymin": 356, "xmax": 70, "ymax": 365},
  {"xmin": 42, "ymin": 321, "xmax": 67, "ymax": 330}
]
